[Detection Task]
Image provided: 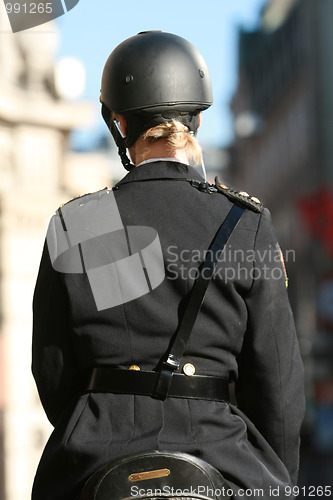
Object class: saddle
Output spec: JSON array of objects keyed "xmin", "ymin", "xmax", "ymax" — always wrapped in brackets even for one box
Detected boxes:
[{"xmin": 80, "ymin": 450, "xmax": 232, "ymax": 500}]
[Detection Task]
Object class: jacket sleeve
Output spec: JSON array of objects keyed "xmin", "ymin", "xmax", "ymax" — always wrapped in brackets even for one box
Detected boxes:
[
  {"xmin": 32, "ymin": 237, "xmax": 80, "ymax": 427},
  {"xmin": 235, "ymin": 208, "xmax": 305, "ymax": 485}
]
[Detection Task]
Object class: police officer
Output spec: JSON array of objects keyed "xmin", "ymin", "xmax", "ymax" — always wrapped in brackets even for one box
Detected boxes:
[{"xmin": 32, "ymin": 32, "xmax": 305, "ymax": 499}]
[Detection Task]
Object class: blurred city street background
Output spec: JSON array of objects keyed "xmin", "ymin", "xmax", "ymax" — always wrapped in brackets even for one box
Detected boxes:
[{"xmin": 0, "ymin": 0, "xmax": 333, "ymax": 498}]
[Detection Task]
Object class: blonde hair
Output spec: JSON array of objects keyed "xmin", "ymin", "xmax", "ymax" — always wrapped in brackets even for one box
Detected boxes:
[{"xmin": 142, "ymin": 120, "xmax": 202, "ymax": 166}]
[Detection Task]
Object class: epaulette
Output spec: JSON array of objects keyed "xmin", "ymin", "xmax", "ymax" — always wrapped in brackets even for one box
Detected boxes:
[
  {"xmin": 59, "ymin": 187, "xmax": 108, "ymax": 208},
  {"xmin": 214, "ymin": 177, "xmax": 263, "ymax": 213}
]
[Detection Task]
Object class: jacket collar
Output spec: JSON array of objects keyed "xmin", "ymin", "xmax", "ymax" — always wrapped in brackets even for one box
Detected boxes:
[{"xmin": 114, "ymin": 160, "xmax": 205, "ymax": 188}]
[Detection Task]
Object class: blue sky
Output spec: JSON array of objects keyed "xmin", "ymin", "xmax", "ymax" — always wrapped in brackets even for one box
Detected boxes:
[{"xmin": 56, "ymin": 0, "xmax": 267, "ymax": 149}]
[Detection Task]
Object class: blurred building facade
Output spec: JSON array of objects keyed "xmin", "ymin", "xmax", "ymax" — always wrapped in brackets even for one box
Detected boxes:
[
  {"xmin": 230, "ymin": 0, "xmax": 333, "ymax": 489},
  {"xmin": 0, "ymin": 5, "xmax": 115, "ymax": 499}
]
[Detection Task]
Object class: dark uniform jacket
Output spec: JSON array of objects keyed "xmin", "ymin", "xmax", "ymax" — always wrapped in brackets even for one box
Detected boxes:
[{"xmin": 32, "ymin": 161, "xmax": 305, "ymax": 500}]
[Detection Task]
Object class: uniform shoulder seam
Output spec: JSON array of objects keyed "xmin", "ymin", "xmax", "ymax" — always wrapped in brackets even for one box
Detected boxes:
[{"xmin": 59, "ymin": 187, "xmax": 109, "ymax": 208}]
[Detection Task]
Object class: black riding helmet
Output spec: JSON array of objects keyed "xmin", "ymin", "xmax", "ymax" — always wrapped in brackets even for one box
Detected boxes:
[{"xmin": 100, "ymin": 31, "xmax": 213, "ymax": 170}]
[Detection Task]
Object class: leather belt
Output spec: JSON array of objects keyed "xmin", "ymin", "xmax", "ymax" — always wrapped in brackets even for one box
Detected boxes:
[{"xmin": 85, "ymin": 367, "xmax": 230, "ymax": 402}]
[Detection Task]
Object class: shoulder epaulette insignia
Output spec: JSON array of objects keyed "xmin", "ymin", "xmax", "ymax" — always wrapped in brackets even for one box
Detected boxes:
[
  {"xmin": 59, "ymin": 187, "xmax": 109, "ymax": 208},
  {"xmin": 214, "ymin": 177, "xmax": 263, "ymax": 213}
]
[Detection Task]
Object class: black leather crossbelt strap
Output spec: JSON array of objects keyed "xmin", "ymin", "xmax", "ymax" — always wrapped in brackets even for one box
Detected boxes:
[
  {"xmin": 86, "ymin": 368, "xmax": 230, "ymax": 402},
  {"xmin": 153, "ymin": 204, "xmax": 245, "ymax": 399}
]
